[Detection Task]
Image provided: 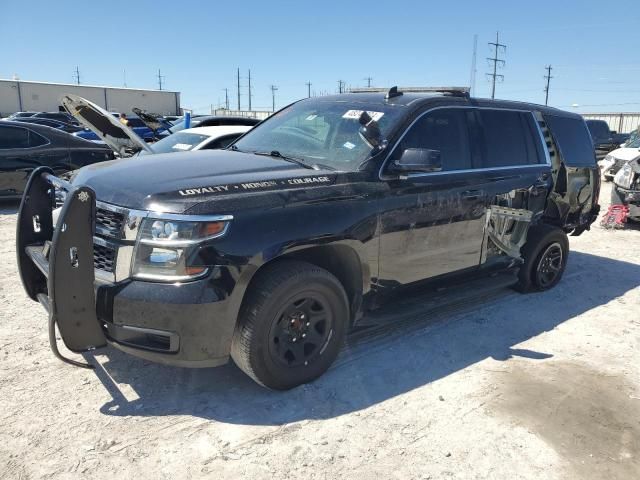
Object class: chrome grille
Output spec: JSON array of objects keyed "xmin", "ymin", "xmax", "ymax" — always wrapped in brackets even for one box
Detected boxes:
[
  {"xmin": 96, "ymin": 208, "xmax": 125, "ymax": 237},
  {"xmin": 93, "ymin": 243, "xmax": 116, "ymax": 272}
]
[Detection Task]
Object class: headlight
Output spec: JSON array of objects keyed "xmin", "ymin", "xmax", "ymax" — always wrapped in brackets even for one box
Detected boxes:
[
  {"xmin": 613, "ymin": 163, "xmax": 633, "ymax": 189},
  {"xmin": 131, "ymin": 216, "xmax": 230, "ymax": 281}
]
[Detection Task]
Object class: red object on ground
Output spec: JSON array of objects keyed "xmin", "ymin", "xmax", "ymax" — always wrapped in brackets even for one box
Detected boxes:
[{"xmin": 601, "ymin": 204, "xmax": 630, "ymax": 229}]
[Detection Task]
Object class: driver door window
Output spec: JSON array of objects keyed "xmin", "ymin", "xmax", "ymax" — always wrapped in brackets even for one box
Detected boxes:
[{"xmin": 391, "ymin": 109, "xmax": 473, "ymax": 172}]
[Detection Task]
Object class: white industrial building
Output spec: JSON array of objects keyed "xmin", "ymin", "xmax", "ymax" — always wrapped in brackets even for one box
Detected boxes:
[{"xmin": 0, "ymin": 79, "xmax": 181, "ymax": 117}]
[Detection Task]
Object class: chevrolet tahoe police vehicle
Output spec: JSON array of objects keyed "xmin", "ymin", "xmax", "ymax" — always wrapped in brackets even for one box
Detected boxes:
[{"xmin": 16, "ymin": 87, "xmax": 600, "ymax": 390}]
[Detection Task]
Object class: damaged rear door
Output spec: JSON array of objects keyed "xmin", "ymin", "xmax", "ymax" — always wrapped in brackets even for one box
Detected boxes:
[{"xmin": 474, "ymin": 108, "xmax": 552, "ymax": 262}]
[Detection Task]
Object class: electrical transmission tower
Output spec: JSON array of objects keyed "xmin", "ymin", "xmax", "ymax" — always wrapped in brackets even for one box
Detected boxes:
[
  {"xmin": 337, "ymin": 80, "xmax": 345, "ymax": 94},
  {"xmin": 223, "ymin": 88, "xmax": 229, "ymax": 110},
  {"xmin": 236, "ymin": 68, "xmax": 241, "ymax": 110},
  {"xmin": 486, "ymin": 31, "xmax": 506, "ymax": 99},
  {"xmin": 306, "ymin": 81, "xmax": 312, "ymax": 98},
  {"xmin": 247, "ymin": 69, "xmax": 252, "ymax": 111},
  {"xmin": 157, "ymin": 69, "xmax": 164, "ymax": 90},
  {"xmin": 72, "ymin": 66, "xmax": 81, "ymax": 85},
  {"xmin": 544, "ymin": 65, "xmax": 553, "ymax": 106},
  {"xmin": 270, "ymin": 85, "xmax": 278, "ymax": 112},
  {"xmin": 364, "ymin": 76, "xmax": 373, "ymax": 88}
]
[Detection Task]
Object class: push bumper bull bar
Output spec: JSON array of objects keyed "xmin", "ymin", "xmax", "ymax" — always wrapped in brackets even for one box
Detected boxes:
[{"xmin": 16, "ymin": 167, "xmax": 106, "ymax": 368}]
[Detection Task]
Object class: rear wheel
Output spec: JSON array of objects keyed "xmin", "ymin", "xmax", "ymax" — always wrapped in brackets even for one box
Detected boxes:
[
  {"xmin": 231, "ymin": 260, "xmax": 349, "ymax": 390},
  {"xmin": 515, "ymin": 225, "xmax": 569, "ymax": 293}
]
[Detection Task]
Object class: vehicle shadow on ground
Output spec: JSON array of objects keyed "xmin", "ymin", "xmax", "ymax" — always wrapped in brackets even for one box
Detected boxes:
[
  {"xmin": 0, "ymin": 200, "xmax": 19, "ymax": 215},
  {"xmin": 86, "ymin": 251, "xmax": 640, "ymax": 425}
]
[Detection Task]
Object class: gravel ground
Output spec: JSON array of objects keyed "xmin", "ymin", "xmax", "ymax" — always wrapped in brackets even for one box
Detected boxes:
[{"xmin": 1, "ymin": 182, "xmax": 639, "ymax": 480}]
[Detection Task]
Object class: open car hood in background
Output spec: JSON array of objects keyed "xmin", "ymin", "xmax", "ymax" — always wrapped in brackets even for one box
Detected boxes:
[
  {"xmin": 61, "ymin": 94, "xmax": 153, "ymax": 157},
  {"xmin": 131, "ymin": 107, "xmax": 173, "ymax": 133}
]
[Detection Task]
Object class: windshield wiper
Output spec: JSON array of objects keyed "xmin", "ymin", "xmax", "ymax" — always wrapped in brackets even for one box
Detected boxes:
[{"xmin": 253, "ymin": 150, "xmax": 317, "ymax": 170}]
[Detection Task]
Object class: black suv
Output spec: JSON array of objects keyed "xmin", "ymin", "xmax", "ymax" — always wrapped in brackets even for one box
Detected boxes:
[{"xmin": 17, "ymin": 89, "xmax": 600, "ymax": 389}]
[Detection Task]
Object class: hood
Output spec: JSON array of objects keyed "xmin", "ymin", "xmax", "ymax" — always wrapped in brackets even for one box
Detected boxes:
[
  {"xmin": 62, "ymin": 94, "xmax": 153, "ymax": 157},
  {"xmin": 132, "ymin": 107, "xmax": 173, "ymax": 134},
  {"xmin": 70, "ymin": 149, "xmax": 338, "ymax": 212},
  {"xmin": 607, "ymin": 147, "xmax": 640, "ymax": 162}
]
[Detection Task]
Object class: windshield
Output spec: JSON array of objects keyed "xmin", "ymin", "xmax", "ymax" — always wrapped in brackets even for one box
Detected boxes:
[
  {"xmin": 627, "ymin": 134, "xmax": 640, "ymax": 149},
  {"xmin": 167, "ymin": 117, "xmax": 204, "ymax": 133},
  {"xmin": 232, "ymin": 99, "xmax": 404, "ymax": 171},
  {"xmin": 149, "ymin": 131, "xmax": 209, "ymax": 154}
]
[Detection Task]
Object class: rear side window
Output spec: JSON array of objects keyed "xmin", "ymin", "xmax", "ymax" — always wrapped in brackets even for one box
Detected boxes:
[
  {"xmin": 0, "ymin": 126, "xmax": 30, "ymax": 149},
  {"xmin": 478, "ymin": 110, "xmax": 543, "ymax": 167},
  {"xmin": 545, "ymin": 115, "xmax": 596, "ymax": 167},
  {"xmin": 394, "ymin": 108, "xmax": 473, "ymax": 171},
  {"xmin": 29, "ymin": 130, "xmax": 48, "ymax": 147}
]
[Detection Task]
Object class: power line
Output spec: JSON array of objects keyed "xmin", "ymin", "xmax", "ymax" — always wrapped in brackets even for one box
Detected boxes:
[
  {"xmin": 544, "ymin": 65, "xmax": 553, "ymax": 106},
  {"xmin": 72, "ymin": 66, "xmax": 81, "ymax": 85},
  {"xmin": 157, "ymin": 69, "xmax": 164, "ymax": 90},
  {"xmin": 270, "ymin": 85, "xmax": 278, "ymax": 112},
  {"xmin": 306, "ymin": 81, "xmax": 312, "ymax": 98},
  {"xmin": 486, "ymin": 31, "xmax": 506, "ymax": 99}
]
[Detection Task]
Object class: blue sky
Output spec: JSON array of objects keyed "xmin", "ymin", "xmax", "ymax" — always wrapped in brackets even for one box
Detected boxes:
[{"xmin": 2, "ymin": 0, "xmax": 639, "ymax": 113}]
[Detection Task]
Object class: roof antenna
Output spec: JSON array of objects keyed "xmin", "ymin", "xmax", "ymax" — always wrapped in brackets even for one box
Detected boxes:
[{"xmin": 385, "ymin": 86, "xmax": 403, "ymax": 100}]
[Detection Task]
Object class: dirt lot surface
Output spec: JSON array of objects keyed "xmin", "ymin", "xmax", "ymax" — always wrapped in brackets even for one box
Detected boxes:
[{"xmin": 1, "ymin": 182, "xmax": 639, "ymax": 480}]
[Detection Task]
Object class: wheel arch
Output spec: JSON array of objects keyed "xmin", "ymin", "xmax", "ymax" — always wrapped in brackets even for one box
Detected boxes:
[{"xmin": 227, "ymin": 242, "xmax": 369, "ymax": 332}]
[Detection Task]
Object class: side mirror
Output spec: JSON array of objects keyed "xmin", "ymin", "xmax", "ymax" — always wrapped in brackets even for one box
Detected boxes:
[{"xmin": 392, "ymin": 148, "xmax": 442, "ymax": 173}]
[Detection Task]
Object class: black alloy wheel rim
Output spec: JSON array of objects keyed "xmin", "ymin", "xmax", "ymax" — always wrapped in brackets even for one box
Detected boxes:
[
  {"xmin": 536, "ymin": 242, "xmax": 563, "ymax": 288},
  {"xmin": 268, "ymin": 294, "xmax": 333, "ymax": 368}
]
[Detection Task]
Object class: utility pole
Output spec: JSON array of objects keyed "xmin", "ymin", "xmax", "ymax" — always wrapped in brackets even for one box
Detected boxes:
[
  {"xmin": 306, "ymin": 81, "xmax": 312, "ymax": 98},
  {"xmin": 486, "ymin": 31, "xmax": 506, "ymax": 99},
  {"xmin": 337, "ymin": 80, "xmax": 345, "ymax": 94},
  {"xmin": 157, "ymin": 69, "xmax": 164, "ymax": 90},
  {"xmin": 247, "ymin": 69, "xmax": 252, "ymax": 111},
  {"xmin": 364, "ymin": 76, "xmax": 373, "ymax": 88},
  {"xmin": 236, "ymin": 68, "xmax": 241, "ymax": 110},
  {"xmin": 469, "ymin": 34, "xmax": 477, "ymax": 96},
  {"xmin": 223, "ymin": 88, "xmax": 229, "ymax": 110},
  {"xmin": 123, "ymin": 69, "xmax": 127, "ymax": 88},
  {"xmin": 544, "ymin": 65, "xmax": 553, "ymax": 106},
  {"xmin": 72, "ymin": 66, "xmax": 81, "ymax": 85},
  {"xmin": 270, "ymin": 85, "xmax": 278, "ymax": 112}
]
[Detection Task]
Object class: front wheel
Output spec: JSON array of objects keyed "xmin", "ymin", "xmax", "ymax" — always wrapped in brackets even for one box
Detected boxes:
[
  {"xmin": 231, "ymin": 260, "xmax": 349, "ymax": 390},
  {"xmin": 514, "ymin": 225, "xmax": 569, "ymax": 293}
]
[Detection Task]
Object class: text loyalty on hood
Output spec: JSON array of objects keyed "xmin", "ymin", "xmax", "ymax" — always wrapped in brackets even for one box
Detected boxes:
[{"xmin": 178, "ymin": 176, "xmax": 332, "ymax": 196}]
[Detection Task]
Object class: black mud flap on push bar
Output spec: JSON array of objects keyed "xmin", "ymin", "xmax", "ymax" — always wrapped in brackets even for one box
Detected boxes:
[{"xmin": 17, "ymin": 168, "xmax": 106, "ymax": 368}]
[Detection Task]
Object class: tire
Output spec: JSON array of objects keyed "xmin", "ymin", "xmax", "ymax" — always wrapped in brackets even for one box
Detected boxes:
[
  {"xmin": 514, "ymin": 224, "xmax": 569, "ymax": 293},
  {"xmin": 231, "ymin": 260, "xmax": 349, "ymax": 390}
]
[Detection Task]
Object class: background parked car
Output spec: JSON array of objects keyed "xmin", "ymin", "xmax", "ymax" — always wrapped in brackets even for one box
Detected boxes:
[
  {"xmin": 138, "ymin": 125, "xmax": 251, "ymax": 155},
  {"xmin": 599, "ymin": 134, "xmax": 640, "ymax": 181},
  {"xmin": 0, "ymin": 121, "xmax": 113, "ymax": 197},
  {"xmin": 73, "ymin": 113, "xmax": 162, "ymax": 143},
  {"xmin": 3, "ymin": 112, "xmax": 37, "ymax": 120},
  {"xmin": 586, "ymin": 119, "xmax": 624, "ymax": 160},
  {"xmin": 31, "ymin": 111, "xmax": 80, "ymax": 126},
  {"xmin": 12, "ymin": 117, "xmax": 84, "ymax": 133},
  {"xmin": 160, "ymin": 115, "xmax": 260, "ymax": 137}
]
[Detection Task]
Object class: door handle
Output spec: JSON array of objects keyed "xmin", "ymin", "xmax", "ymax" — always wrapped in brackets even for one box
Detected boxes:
[{"xmin": 462, "ymin": 190, "xmax": 481, "ymax": 200}]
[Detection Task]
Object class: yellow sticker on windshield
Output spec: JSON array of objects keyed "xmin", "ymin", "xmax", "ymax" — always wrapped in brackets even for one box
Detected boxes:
[{"xmin": 342, "ymin": 110, "xmax": 384, "ymax": 121}]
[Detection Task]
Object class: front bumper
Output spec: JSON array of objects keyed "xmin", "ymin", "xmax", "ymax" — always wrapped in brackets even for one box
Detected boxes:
[
  {"xmin": 98, "ymin": 275, "xmax": 233, "ymax": 367},
  {"xmin": 16, "ymin": 168, "xmax": 234, "ymax": 368}
]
